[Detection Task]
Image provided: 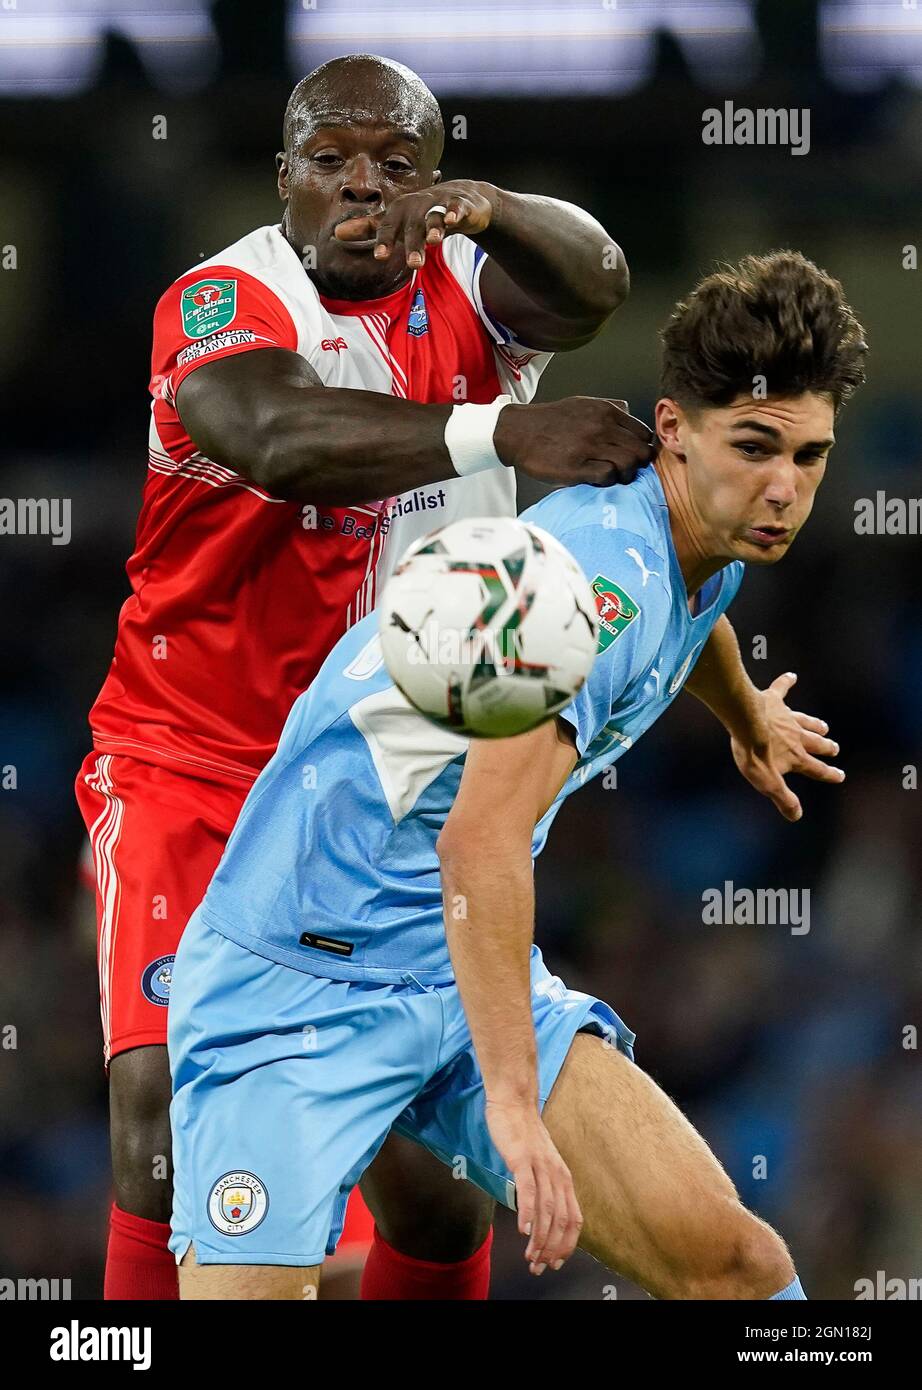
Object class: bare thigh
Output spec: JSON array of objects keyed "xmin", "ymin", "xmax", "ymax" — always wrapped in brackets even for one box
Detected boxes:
[
  {"xmin": 178, "ymin": 1246, "xmax": 320, "ymax": 1301},
  {"xmin": 542, "ymin": 1033, "xmax": 794, "ymax": 1300}
]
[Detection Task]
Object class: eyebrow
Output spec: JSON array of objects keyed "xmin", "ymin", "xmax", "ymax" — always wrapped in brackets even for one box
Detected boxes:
[
  {"xmin": 730, "ymin": 420, "xmax": 835, "ymax": 451},
  {"xmin": 305, "ymin": 121, "xmax": 422, "ymax": 146}
]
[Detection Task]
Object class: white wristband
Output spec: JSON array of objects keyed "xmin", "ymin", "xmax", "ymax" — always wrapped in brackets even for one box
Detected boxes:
[{"xmin": 444, "ymin": 395, "xmax": 513, "ymax": 477}]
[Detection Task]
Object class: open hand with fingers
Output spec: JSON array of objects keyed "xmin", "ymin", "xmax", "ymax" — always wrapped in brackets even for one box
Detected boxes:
[
  {"xmin": 334, "ymin": 180, "xmax": 496, "ymax": 268},
  {"xmin": 485, "ymin": 1097, "xmax": 583, "ymax": 1276},
  {"xmin": 495, "ymin": 396, "xmax": 655, "ymax": 487},
  {"xmin": 730, "ymin": 672, "xmax": 845, "ymax": 822}
]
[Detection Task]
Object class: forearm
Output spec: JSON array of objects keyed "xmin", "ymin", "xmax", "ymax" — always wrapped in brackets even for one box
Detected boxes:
[
  {"xmin": 478, "ymin": 188, "xmax": 628, "ymax": 325},
  {"xmin": 177, "ymin": 352, "xmax": 466, "ymax": 506},
  {"xmin": 684, "ymin": 615, "xmax": 763, "ymax": 740},
  {"xmin": 439, "ymin": 831, "xmax": 539, "ymax": 1107},
  {"xmin": 247, "ymin": 385, "xmax": 457, "ymax": 505}
]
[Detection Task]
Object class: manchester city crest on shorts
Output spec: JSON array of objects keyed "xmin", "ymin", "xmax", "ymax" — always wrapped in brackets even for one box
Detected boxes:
[
  {"xmin": 207, "ymin": 1171, "xmax": 269, "ymax": 1237},
  {"xmin": 140, "ymin": 954, "xmax": 174, "ymax": 1005},
  {"xmin": 408, "ymin": 287, "xmax": 429, "ymax": 337}
]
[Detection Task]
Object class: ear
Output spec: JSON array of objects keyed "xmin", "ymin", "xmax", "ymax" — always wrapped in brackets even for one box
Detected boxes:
[
  {"xmin": 654, "ymin": 398, "xmax": 688, "ymax": 461},
  {"xmin": 431, "ymin": 169, "xmax": 442, "ymax": 185},
  {"xmin": 276, "ymin": 152, "xmax": 289, "ymax": 202}
]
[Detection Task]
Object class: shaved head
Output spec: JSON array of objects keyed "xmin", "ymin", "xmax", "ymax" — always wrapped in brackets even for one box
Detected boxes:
[
  {"xmin": 277, "ymin": 53, "xmax": 445, "ymax": 299},
  {"xmin": 283, "ymin": 54, "xmax": 444, "ymax": 164}
]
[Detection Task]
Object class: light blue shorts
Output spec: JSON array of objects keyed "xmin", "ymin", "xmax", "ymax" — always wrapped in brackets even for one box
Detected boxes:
[{"xmin": 168, "ymin": 909, "xmax": 636, "ymax": 1267}]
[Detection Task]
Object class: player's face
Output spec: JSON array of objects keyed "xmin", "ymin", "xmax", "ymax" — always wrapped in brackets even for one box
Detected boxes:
[
  {"xmin": 278, "ymin": 119, "xmax": 439, "ymax": 299},
  {"xmin": 674, "ymin": 393, "xmax": 836, "ymax": 565}
]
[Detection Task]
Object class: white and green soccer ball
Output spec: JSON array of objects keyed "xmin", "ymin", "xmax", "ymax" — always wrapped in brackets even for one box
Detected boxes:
[{"xmin": 379, "ymin": 517, "xmax": 599, "ymax": 738}]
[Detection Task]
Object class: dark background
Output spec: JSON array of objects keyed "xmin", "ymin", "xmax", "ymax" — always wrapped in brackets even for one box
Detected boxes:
[{"xmin": 0, "ymin": 0, "xmax": 920, "ymax": 1300}]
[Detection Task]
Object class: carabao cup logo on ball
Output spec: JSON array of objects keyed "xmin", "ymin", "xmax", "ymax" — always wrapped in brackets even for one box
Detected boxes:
[{"xmin": 379, "ymin": 517, "xmax": 599, "ymax": 739}]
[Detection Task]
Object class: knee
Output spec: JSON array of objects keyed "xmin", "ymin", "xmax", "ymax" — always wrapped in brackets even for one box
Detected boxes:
[
  {"xmin": 373, "ymin": 1182, "xmax": 494, "ymax": 1263},
  {"xmin": 109, "ymin": 1048, "xmax": 173, "ymax": 1220},
  {"xmin": 674, "ymin": 1206, "xmax": 795, "ymax": 1301}
]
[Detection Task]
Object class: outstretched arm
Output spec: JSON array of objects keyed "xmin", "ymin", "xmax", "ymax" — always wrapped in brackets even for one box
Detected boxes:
[
  {"xmin": 436, "ymin": 716, "xmax": 581, "ymax": 1276},
  {"xmin": 476, "ymin": 190, "xmax": 628, "ymax": 350},
  {"xmin": 341, "ymin": 181, "xmax": 628, "ymax": 351},
  {"xmin": 176, "ymin": 348, "xmax": 653, "ymax": 506},
  {"xmin": 684, "ymin": 615, "xmax": 845, "ymax": 821}
]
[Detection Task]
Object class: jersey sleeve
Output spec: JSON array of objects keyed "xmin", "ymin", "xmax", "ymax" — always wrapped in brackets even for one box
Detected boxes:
[
  {"xmin": 150, "ymin": 264, "xmax": 299, "ymax": 403},
  {"xmin": 440, "ymin": 235, "xmax": 552, "ymax": 403},
  {"xmin": 551, "ymin": 524, "xmax": 670, "ymax": 758}
]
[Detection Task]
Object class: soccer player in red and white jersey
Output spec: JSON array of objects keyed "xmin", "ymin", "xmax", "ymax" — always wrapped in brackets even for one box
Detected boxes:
[{"xmin": 75, "ymin": 53, "xmax": 654, "ymax": 1301}]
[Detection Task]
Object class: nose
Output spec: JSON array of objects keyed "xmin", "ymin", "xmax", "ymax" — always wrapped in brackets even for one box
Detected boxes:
[
  {"xmin": 341, "ymin": 154, "xmax": 384, "ymax": 209},
  {"xmin": 763, "ymin": 458, "xmax": 799, "ymax": 510}
]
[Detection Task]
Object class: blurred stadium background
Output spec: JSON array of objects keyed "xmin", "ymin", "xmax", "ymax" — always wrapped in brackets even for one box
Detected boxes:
[{"xmin": 0, "ymin": 0, "xmax": 920, "ymax": 1299}]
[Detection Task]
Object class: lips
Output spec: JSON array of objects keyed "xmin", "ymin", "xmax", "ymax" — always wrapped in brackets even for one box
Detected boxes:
[{"xmin": 747, "ymin": 525, "xmax": 790, "ymax": 548}]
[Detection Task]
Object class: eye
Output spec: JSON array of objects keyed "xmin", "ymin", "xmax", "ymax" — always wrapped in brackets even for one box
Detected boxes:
[
  {"xmin": 736, "ymin": 442, "xmax": 767, "ymax": 459},
  {"xmin": 312, "ymin": 152, "xmax": 343, "ymax": 167},
  {"xmin": 384, "ymin": 158, "xmax": 414, "ymax": 174}
]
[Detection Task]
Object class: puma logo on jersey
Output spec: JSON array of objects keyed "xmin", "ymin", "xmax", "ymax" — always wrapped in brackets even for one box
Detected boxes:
[
  {"xmin": 321, "ymin": 337, "xmax": 349, "ymax": 353},
  {"xmin": 625, "ymin": 547, "xmax": 660, "ymax": 587}
]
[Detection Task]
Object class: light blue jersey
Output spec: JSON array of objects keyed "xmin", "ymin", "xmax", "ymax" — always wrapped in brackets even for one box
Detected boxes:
[
  {"xmin": 197, "ymin": 465, "xmax": 744, "ymax": 984},
  {"xmin": 170, "ymin": 464, "xmax": 745, "ymax": 1267}
]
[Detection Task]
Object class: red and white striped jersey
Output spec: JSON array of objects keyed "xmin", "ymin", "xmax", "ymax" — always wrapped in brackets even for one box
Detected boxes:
[{"xmin": 88, "ymin": 224, "xmax": 551, "ymax": 783}]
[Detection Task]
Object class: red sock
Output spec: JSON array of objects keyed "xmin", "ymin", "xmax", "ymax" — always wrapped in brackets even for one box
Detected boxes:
[
  {"xmin": 104, "ymin": 1203, "xmax": 179, "ymax": 1300},
  {"xmin": 360, "ymin": 1225, "xmax": 492, "ymax": 1300}
]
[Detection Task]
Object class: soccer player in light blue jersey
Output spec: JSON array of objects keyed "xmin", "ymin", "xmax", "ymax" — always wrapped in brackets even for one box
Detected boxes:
[{"xmin": 168, "ymin": 252, "xmax": 867, "ymax": 1299}]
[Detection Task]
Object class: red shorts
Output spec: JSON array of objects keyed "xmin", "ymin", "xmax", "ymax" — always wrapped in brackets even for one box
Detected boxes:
[
  {"xmin": 75, "ymin": 750, "xmax": 250, "ymax": 1064},
  {"xmin": 75, "ymin": 748, "xmax": 376, "ymax": 1252}
]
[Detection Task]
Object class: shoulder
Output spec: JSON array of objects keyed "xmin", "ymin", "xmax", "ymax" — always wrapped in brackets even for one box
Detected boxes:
[
  {"xmin": 523, "ymin": 476, "xmax": 672, "ymax": 655},
  {"xmin": 152, "ymin": 227, "xmax": 325, "ymax": 361},
  {"xmin": 436, "ymin": 233, "xmax": 482, "ymax": 288},
  {"xmin": 156, "ymin": 226, "xmax": 322, "ymax": 325},
  {"xmin": 428, "ymin": 235, "xmax": 553, "ymax": 399},
  {"xmin": 523, "ymin": 468, "xmax": 672, "ymax": 575}
]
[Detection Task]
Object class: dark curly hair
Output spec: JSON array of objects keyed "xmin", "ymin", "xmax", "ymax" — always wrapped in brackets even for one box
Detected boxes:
[{"xmin": 660, "ymin": 251, "xmax": 867, "ymax": 413}]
